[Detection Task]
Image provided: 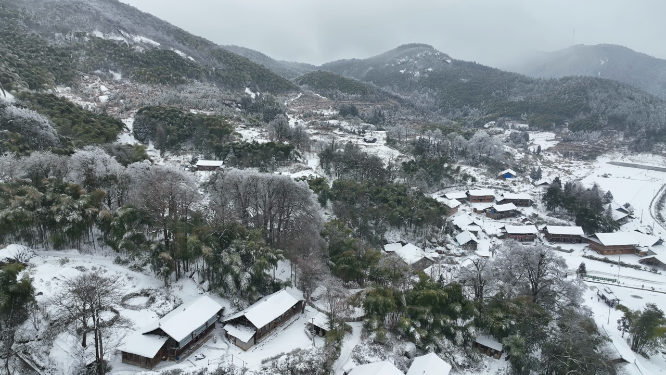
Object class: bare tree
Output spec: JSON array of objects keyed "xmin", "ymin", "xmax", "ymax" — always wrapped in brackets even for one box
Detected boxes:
[
  {"xmin": 458, "ymin": 257, "xmax": 493, "ymax": 308},
  {"xmin": 49, "ymin": 273, "xmax": 126, "ymax": 375},
  {"xmin": 494, "ymin": 241, "xmax": 582, "ymax": 309}
]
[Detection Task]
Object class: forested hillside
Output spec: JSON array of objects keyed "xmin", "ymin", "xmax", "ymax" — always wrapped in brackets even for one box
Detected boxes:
[
  {"xmin": 321, "ymin": 44, "xmax": 666, "ymax": 146},
  {"xmin": 509, "ymin": 44, "xmax": 666, "ymax": 100},
  {"xmin": 0, "ymin": 0, "xmax": 297, "ymax": 93}
]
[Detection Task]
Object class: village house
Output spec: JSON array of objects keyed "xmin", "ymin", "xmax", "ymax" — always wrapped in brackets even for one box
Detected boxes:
[
  {"xmin": 588, "ymin": 233, "xmax": 639, "ymax": 255},
  {"xmin": 195, "ymin": 159, "xmax": 224, "ymax": 171},
  {"xmin": 222, "ymin": 289, "xmax": 304, "ymax": 350},
  {"xmin": 119, "ymin": 296, "xmax": 223, "ymax": 368},
  {"xmin": 605, "ymin": 202, "xmax": 632, "ymax": 223},
  {"xmin": 383, "ymin": 243, "xmax": 435, "ymax": 272},
  {"xmin": 441, "ymin": 198, "xmax": 461, "ymax": 215},
  {"xmin": 452, "ymin": 213, "xmax": 474, "ymax": 231},
  {"xmin": 505, "ymin": 225, "xmax": 538, "ymax": 242},
  {"xmin": 485, "ymin": 203, "xmax": 518, "ymax": 220},
  {"xmin": 533, "ymin": 178, "xmax": 552, "ymax": 187},
  {"xmin": 497, "ymin": 192, "xmax": 533, "ymax": 207},
  {"xmin": 456, "ymin": 230, "xmax": 479, "ymax": 250},
  {"xmin": 444, "ymin": 191, "xmax": 468, "ymax": 201},
  {"xmin": 544, "ymin": 226, "xmax": 584, "ymax": 243},
  {"xmin": 467, "ymin": 189, "xmax": 495, "ymax": 203},
  {"xmin": 474, "ymin": 334, "xmax": 504, "ymax": 359},
  {"xmin": 497, "ymin": 169, "xmax": 517, "ymax": 179},
  {"xmin": 406, "ymin": 353, "xmax": 452, "ymax": 375},
  {"xmin": 639, "ymin": 254, "xmax": 666, "ymax": 270}
]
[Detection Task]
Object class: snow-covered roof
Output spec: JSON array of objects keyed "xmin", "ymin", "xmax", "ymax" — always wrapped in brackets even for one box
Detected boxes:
[
  {"xmin": 223, "ymin": 324, "xmax": 256, "ymax": 343},
  {"xmin": 445, "ymin": 191, "xmax": 467, "ymax": 200},
  {"xmin": 492, "ymin": 203, "xmax": 517, "ymax": 212},
  {"xmin": 501, "ymin": 193, "xmax": 532, "ymax": 200},
  {"xmin": 406, "ymin": 353, "xmax": 452, "ymax": 375},
  {"xmin": 475, "ymin": 335, "xmax": 503, "ymax": 351},
  {"xmin": 310, "ymin": 312, "xmax": 330, "ymax": 331},
  {"xmin": 593, "ymin": 233, "xmax": 639, "ymax": 247},
  {"xmin": 196, "ymin": 160, "xmax": 223, "ymax": 167},
  {"xmin": 464, "ymin": 225, "xmax": 482, "ymax": 233},
  {"xmin": 441, "ymin": 198, "xmax": 461, "ymax": 209},
  {"xmin": 534, "ymin": 178, "xmax": 551, "ymax": 186},
  {"xmin": 630, "ymin": 231, "xmax": 660, "ymax": 247},
  {"xmin": 452, "ymin": 214, "xmax": 474, "ymax": 228},
  {"xmin": 498, "ymin": 169, "xmax": 517, "ymax": 176},
  {"xmin": 384, "ymin": 243, "xmax": 403, "ymax": 253},
  {"xmin": 348, "ymin": 361, "xmax": 404, "ymax": 375},
  {"xmin": 223, "ymin": 290, "xmax": 302, "ymax": 329},
  {"xmin": 610, "ymin": 210, "xmax": 629, "ymax": 221},
  {"xmin": 641, "ymin": 254, "xmax": 666, "ymax": 265},
  {"xmin": 119, "ymin": 331, "xmax": 169, "ymax": 358},
  {"xmin": 456, "ymin": 231, "xmax": 478, "ymax": 246},
  {"xmin": 545, "ymin": 226, "xmax": 584, "ymax": 236},
  {"xmin": 144, "ymin": 295, "xmax": 223, "ymax": 342},
  {"xmin": 467, "ymin": 189, "xmax": 494, "ymax": 197},
  {"xmin": 393, "ymin": 243, "xmax": 428, "ymax": 265},
  {"xmin": 505, "ymin": 225, "xmax": 538, "ymax": 235}
]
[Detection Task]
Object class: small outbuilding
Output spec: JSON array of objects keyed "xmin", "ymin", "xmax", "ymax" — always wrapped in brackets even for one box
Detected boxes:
[
  {"xmin": 505, "ymin": 225, "xmax": 538, "ymax": 242},
  {"xmin": 639, "ymin": 254, "xmax": 666, "ymax": 270},
  {"xmin": 474, "ymin": 335, "xmax": 504, "ymax": 359},
  {"xmin": 544, "ymin": 226, "xmax": 584, "ymax": 243},
  {"xmin": 452, "ymin": 214, "xmax": 474, "ymax": 231},
  {"xmin": 308, "ymin": 312, "xmax": 330, "ymax": 337},
  {"xmin": 498, "ymin": 169, "xmax": 517, "ymax": 179}
]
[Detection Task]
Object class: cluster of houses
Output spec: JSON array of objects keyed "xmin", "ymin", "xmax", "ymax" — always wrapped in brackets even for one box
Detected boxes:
[
  {"xmin": 120, "ymin": 290, "xmax": 305, "ymax": 369},
  {"xmin": 439, "ymin": 185, "xmax": 664, "ymax": 262}
]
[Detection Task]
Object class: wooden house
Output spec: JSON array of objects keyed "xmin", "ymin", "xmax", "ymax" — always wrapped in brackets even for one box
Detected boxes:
[
  {"xmin": 639, "ymin": 254, "xmax": 666, "ymax": 270},
  {"xmin": 444, "ymin": 191, "xmax": 468, "ymax": 201},
  {"xmin": 384, "ymin": 243, "xmax": 435, "ymax": 272},
  {"xmin": 441, "ymin": 198, "xmax": 461, "ymax": 215},
  {"xmin": 474, "ymin": 335, "xmax": 503, "ymax": 359},
  {"xmin": 195, "ymin": 160, "xmax": 223, "ymax": 171},
  {"xmin": 588, "ymin": 233, "xmax": 639, "ymax": 255},
  {"xmin": 222, "ymin": 289, "xmax": 304, "ymax": 350},
  {"xmin": 456, "ymin": 230, "xmax": 478, "ymax": 250},
  {"xmin": 119, "ymin": 296, "xmax": 223, "ymax": 368},
  {"xmin": 544, "ymin": 226, "xmax": 584, "ymax": 243},
  {"xmin": 467, "ymin": 189, "xmax": 495, "ymax": 203},
  {"xmin": 485, "ymin": 203, "xmax": 518, "ymax": 220},
  {"xmin": 498, "ymin": 192, "xmax": 532, "ymax": 207},
  {"xmin": 505, "ymin": 225, "xmax": 538, "ymax": 242},
  {"xmin": 497, "ymin": 169, "xmax": 517, "ymax": 179}
]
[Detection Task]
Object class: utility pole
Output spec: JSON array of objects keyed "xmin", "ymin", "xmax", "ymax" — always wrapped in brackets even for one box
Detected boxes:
[{"xmin": 572, "ymin": 28, "xmax": 576, "ymax": 45}]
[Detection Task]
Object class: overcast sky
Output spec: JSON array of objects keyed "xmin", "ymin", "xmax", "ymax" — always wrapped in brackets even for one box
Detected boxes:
[{"xmin": 121, "ymin": 0, "xmax": 666, "ymax": 67}]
